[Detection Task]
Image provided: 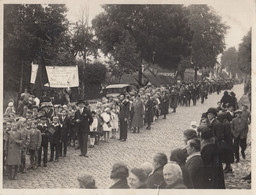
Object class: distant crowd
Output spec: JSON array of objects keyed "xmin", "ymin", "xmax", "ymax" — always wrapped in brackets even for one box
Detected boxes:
[{"xmin": 3, "ymin": 79, "xmax": 251, "ymax": 188}]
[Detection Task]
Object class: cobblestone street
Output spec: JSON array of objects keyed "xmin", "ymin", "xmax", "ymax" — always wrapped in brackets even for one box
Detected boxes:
[{"xmin": 3, "ymin": 84, "xmax": 251, "ymax": 189}]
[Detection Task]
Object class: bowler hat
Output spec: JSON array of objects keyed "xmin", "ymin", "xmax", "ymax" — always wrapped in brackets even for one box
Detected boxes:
[
  {"xmin": 110, "ymin": 162, "xmax": 129, "ymax": 179},
  {"xmin": 206, "ymin": 108, "xmax": 217, "ymax": 116}
]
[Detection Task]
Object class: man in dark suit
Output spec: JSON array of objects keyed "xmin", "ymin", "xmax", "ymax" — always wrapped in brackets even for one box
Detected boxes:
[
  {"xmin": 185, "ymin": 138, "xmax": 205, "ymax": 189},
  {"xmin": 147, "ymin": 153, "xmax": 168, "ymax": 189},
  {"xmin": 59, "ymin": 109, "xmax": 71, "ymax": 157},
  {"xmin": 74, "ymin": 100, "xmax": 93, "ymax": 157},
  {"xmin": 119, "ymin": 94, "xmax": 130, "ymax": 141}
]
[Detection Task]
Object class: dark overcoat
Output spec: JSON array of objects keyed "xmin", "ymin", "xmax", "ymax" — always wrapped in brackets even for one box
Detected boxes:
[
  {"xmin": 144, "ymin": 99, "xmax": 154, "ymax": 124},
  {"xmin": 74, "ymin": 108, "xmax": 93, "ymax": 134},
  {"xmin": 146, "ymin": 166, "xmax": 165, "ymax": 189},
  {"xmin": 160, "ymin": 95, "xmax": 169, "ymax": 114},
  {"xmin": 201, "ymin": 143, "xmax": 225, "ymax": 189},
  {"xmin": 59, "ymin": 116, "xmax": 71, "ymax": 141},
  {"xmin": 110, "ymin": 178, "xmax": 129, "ymax": 189},
  {"xmin": 185, "ymin": 154, "xmax": 205, "ymax": 189},
  {"xmin": 170, "ymin": 89, "xmax": 178, "ymax": 108}
]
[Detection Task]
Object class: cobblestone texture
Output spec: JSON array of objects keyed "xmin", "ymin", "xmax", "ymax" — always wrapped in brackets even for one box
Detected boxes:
[{"xmin": 3, "ymin": 84, "xmax": 250, "ymax": 189}]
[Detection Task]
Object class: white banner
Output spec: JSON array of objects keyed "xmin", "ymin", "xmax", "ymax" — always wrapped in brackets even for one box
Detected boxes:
[
  {"xmin": 46, "ymin": 66, "xmax": 79, "ymax": 88},
  {"xmin": 30, "ymin": 63, "xmax": 39, "ymax": 84}
]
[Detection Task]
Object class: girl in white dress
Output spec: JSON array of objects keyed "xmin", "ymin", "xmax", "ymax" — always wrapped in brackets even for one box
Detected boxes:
[
  {"xmin": 110, "ymin": 104, "xmax": 119, "ymax": 139},
  {"xmin": 101, "ymin": 107, "xmax": 112, "ymax": 142}
]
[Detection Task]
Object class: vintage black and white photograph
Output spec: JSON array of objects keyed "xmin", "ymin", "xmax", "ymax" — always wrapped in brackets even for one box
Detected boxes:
[{"xmin": 1, "ymin": 0, "xmax": 254, "ymax": 192}]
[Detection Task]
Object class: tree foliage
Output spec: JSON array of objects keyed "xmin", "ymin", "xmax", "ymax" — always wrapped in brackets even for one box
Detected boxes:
[
  {"xmin": 238, "ymin": 29, "xmax": 251, "ymax": 75},
  {"xmin": 4, "ymin": 4, "xmax": 75, "ymax": 92},
  {"xmin": 221, "ymin": 47, "xmax": 240, "ymax": 76},
  {"xmin": 187, "ymin": 5, "xmax": 229, "ymax": 70},
  {"xmin": 92, "ymin": 5, "xmax": 193, "ymax": 72},
  {"xmin": 77, "ymin": 60, "xmax": 107, "ymax": 85}
]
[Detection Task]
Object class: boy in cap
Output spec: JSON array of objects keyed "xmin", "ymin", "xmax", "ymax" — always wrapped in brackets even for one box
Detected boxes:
[
  {"xmin": 231, "ymin": 109, "xmax": 248, "ymax": 162},
  {"xmin": 49, "ymin": 116, "xmax": 61, "ymax": 161},
  {"xmin": 27, "ymin": 120, "xmax": 42, "ymax": 170},
  {"xmin": 17, "ymin": 118, "xmax": 30, "ymax": 173},
  {"xmin": 59, "ymin": 109, "xmax": 71, "ymax": 157},
  {"xmin": 37, "ymin": 116, "xmax": 50, "ymax": 167}
]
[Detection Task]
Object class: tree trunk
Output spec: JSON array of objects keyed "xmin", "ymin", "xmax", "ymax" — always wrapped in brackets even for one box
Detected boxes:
[
  {"xmin": 80, "ymin": 49, "xmax": 87, "ymax": 99},
  {"xmin": 19, "ymin": 60, "xmax": 24, "ymax": 93},
  {"xmin": 194, "ymin": 67, "xmax": 198, "ymax": 81},
  {"xmin": 138, "ymin": 64, "xmax": 142, "ymax": 87}
]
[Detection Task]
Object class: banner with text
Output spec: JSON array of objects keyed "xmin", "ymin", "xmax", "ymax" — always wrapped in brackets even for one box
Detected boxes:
[
  {"xmin": 30, "ymin": 63, "xmax": 39, "ymax": 84},
  {"xmin": 46, "ymin": 66, "xmax": 79, "ymax": 88}
]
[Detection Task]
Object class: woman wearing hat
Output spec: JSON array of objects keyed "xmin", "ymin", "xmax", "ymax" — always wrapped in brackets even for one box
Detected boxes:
[
  {"xmin": 77, "ymin": 173, "xmax": 97, "ymax": 189},
  {"xmin": 110, "ymin": 162, "xmax": 129, "ymax": 189},
  {"xmin": 128, "ymin": 167, "xmax": 148, "ymax": 189}
]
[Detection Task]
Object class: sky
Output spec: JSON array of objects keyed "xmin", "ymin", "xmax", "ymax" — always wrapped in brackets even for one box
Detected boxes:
[{"xmin": 65, "ymin": 0, "xmax": 254, "ymax": 50}]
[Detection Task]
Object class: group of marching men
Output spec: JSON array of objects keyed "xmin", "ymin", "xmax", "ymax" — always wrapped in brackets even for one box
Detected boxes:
[{"xmin": 3, "ymin": 79, "xmax": 235, "ymax": 180}]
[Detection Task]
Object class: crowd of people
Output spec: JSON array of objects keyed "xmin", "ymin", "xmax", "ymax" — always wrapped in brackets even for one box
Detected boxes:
[
  {"xmin": 3, "ymin": 78, "xmax": 250, "ymax": 188},
  {"xmin": 76, "ymin": 88, "xmax": 251, "ymax": 189}
]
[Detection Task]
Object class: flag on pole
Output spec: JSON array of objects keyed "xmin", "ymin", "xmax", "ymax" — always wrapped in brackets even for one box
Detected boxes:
[{"xmin": 30, "ymin": 63, "xmax": 39, "ymax": 84}]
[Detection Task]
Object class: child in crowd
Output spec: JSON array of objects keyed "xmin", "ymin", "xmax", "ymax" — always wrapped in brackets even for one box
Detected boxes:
[
  {"xmin": 89, "ymin": 111, "xmax": 98, "ymax": 148},
  {"xmin": 101, "ymin": 107, "xmax": 112, "ymax": 142},
  {"xmin": 17, "ymin": 118, "xmax": 30, "ymax": 173},
  {"xmin": 110, "ymin": 104, "xmax": 119, "ymax": 139},
  {"xmin": 95, "ymin": 109, "xmax": 103, "ymax": 145},
  {"xmin": 49, "ymin": 116, "xmax": 61, "ymax": 162},
  {"xmin": 5, "ymin": 122, "xmax": 24, "ymax": 180},
  {"xmin": 28, "ymin": 120, "xmax": 42, "ymax": 170}
]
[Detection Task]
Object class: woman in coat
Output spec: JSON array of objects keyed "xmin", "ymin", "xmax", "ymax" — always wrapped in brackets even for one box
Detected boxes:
[
  {"xmin": 200, "ymin": 128, "xmax": 225, "ymax": 189},
  {"xmin": 217, "ymin": 112, "xmax": 234, "ymax": 173},
  {"xmin": 128, "ymin": 167, "xmax": 147, "ymax": 189},
  {"xmin": 110, "ymin": 162, "xmax": 130, "ymax": 189},
  {"xmin": 144, "ymin": 94, "xmax": 154, "ymax": 130},
  {"xmin": 160, "ymin": 91, "xmax": 169, "ymax": 119},
  {"xmin": 170, "ymin": 87, "xmax": 179, "ymax": 112},
  {"xmin": 131, "ymin": 94, "xmax": 144, "ymax": 133},
  {"xmin": 6, "ymin": 123, "xmax": 24, "ymax": 180}
]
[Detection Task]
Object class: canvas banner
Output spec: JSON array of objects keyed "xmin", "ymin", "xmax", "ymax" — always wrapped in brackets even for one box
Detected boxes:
[
  {"xmin": 30, "ymin": 63, "xmax": 39, "ymax": 84},
  {"xmin": 45, "ymin": 66, "xmax": 79, "ymax": 88}
]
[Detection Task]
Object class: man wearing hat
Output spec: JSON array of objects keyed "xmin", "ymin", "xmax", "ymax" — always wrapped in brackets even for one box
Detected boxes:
[
  {"xmin": 241, "ymin": 104, "xmax": 251, "ymax": 125},
  {"xmin": 74, "ymin": 100, "xmax": 93, "ymax": 157},
  {"xmin": 231, "ymin": 109, "xmax": 249, "ymax": 162},
  {"xmin": 207, "ymin": 107, "xmax": 222, "ymax": 139}
]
